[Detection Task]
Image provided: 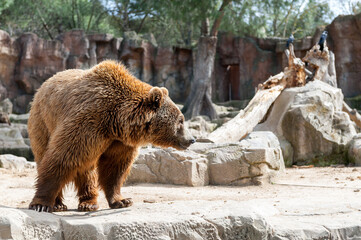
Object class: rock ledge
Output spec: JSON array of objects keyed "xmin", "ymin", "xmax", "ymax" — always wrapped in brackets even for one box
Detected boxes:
[{"xmin": 1, "ymin": 199, "xmax": 360, "ymax": 240}]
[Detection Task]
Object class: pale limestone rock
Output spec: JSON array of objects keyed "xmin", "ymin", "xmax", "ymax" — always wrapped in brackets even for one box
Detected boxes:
[
  {"xmin": 9, "ymin": 113, "xmax": 29, "ymax": 124},
  {"xmin": 256, "ymin": 80, "xmax": 356, "ymax": 165},
  {"xmin": 279, "ymin": 139, "xmax": 294, "ymax": 167},
  {"xmin": 0, "ymin": 208, "xmax": 62, "ymax": 239},
  {"xmin": 185, "ymin": 116, "xmax": 217, "ymax": 140},
  {"xmin": 0, "ymin": 98, "xmax": 13, "ymax": 114},
  {"xmin": 208, "ymin": 132, "xmax": 284, "ymax": 185},
  {"xmin": 207, "ymin": 144, "xmax": 251, "ymax": 185},
  {"xmin": 10, "ymin": 123, "xmax": 28, "ymax": 138},
  {"xmin": 130, "ymin": 131, "xmax": 284, "ymax": 186},
  {"xmin": 0, "ymin": 154, "xmax": 35, "ymax": 171},
  {"xmin": 1, "ymin": 199, "xmax": 361, "ymax": 239},
  {"xmin": 0, "ymin": 126, "xmax": 32, "ymax": 159},
  {"xmin": 128, "ymin": 148, "xmax": 209, "ymax": 187},
  {"xmin": 348, "ymin": 134, "xmax": 361, "ymax": 165}
]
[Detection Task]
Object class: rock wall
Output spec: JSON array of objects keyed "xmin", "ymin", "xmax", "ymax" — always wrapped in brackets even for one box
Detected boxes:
[
  {"xmin": 0, "ymin": 30, "xmax": 193, "ymax": 113},
  {"xmin": 214, "ymin": 35, "xmax": 318, "ymax": 102},
  {"xmin": 327, "ymin": 14, "xmax": 361, "ymax": 97},
  {"xmin": 0, "ymin": 13, "xmax": 360, "ymax": 113},
  {"xmin": 215, "ymin": 13, "xmax": 361, "ymax": 102}
]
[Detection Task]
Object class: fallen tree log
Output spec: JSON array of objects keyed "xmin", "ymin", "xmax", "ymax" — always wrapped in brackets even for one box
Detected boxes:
[
  {"xmin": 208, "ymin": 85, "xmax": 284, "ymax": 143},
  {"xmin": 208, "ymin": 44, "xmax": 306, "ymax": 143}
]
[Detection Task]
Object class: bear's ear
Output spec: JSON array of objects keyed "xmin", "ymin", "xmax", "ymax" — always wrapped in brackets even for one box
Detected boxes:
[
  {"xmin": 148, "ymin": 87, "xmax": 165, "ymax": 109},
  {"xmin": 160, "ymin": 87, "xmax": 168, "ymax": 96}
]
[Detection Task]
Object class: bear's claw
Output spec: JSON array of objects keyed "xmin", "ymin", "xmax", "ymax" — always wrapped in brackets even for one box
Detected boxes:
[
  {"xmin": 53, "ymin": 203, "xmax": 68, "ymax": 212},
  {"xmin": 78, "ymin": 201, "xmax": 99, "ymax": 211},
  {"xmin": 29, "ymin": 204, "xmax": 53, "ymax": 212}
]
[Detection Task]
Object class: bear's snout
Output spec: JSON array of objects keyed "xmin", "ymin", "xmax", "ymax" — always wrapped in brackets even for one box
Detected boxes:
[
  {"xmin": 177, "ymin": 136, "xmax": 195, "ymax": 150},
  {"xmin": 177, "ymin": 129, "xmax": 196, "ymax": 150}
]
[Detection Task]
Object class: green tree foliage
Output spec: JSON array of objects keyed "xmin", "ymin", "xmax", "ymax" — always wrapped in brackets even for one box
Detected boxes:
[
  {"xmin": 220, "ymin": 1, "xmax": 269, "ymax": 37},
  {"xmin": 0, "ymin": 0, "xmax": 110, "ymax": 39},
  {"xmin": 285, "ymin": 0, "xmax": 333, "ymax": 38},
  {"xmin": 107, "ymin": 0, "xmax": 158, "ymax": 33},
  {"xmin": 219, "ymin": 0, "xmax": 334, "ymax": 38},
  {"xmin": 0, "ymin": 0, "xmax": 14, "ymax": 15},
  {"xmin": 0, "ymin": 0, "xmax": 339, "ymax": 42},
  {"xmin": 108, "ymin": 0, "xmax": 231, "ymax": 47}
]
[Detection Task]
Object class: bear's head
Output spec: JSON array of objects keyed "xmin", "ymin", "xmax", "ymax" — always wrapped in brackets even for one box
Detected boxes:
[{"xmin": 146, "ymin": 87, "xmax": 195, "ymax": 150}]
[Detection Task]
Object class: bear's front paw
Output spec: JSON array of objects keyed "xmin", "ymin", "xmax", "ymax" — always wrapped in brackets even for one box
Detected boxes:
[
  {"xmin": 109, "ymin": 198, "xmax": 133, "ymax": 209},
  {"xmin": 78, "ymin": 200, "xmax": 99, "ymax": 211},
  {"xmin": 29, "ymin": 203, "xmax": 53, "ymax": 212}
]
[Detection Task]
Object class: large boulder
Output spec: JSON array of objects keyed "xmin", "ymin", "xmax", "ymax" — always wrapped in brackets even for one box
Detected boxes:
[
  {"xmin": 0, "ymin": 154, "xmax": 35, "ymax": 171},
  {"xmin": 128, "ymin": 131, "xmax": 284, "ymax": 186},
  {"xmin": 206, "ymin": 131, "xmax": 284, "ymax": 185},
  {"xmin": 128, "ymin": 148, "xmax": 209, "ymax": 187},
  {"xmin": 0, "ymin": 124, "xmax": 33, "ymax": 160},
  {"xmin": 256, "ymin": 80, "xmax": 356, "ymax": 165}
]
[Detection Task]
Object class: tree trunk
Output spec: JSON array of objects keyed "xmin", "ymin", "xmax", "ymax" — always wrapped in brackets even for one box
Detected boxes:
[
  {"xmin": 182, "ymin": 0, "xmax": 231, "ymax": 120},
  {"xmin": 182, "ymin": 36, "xmax": 218, "ymax": 120}
]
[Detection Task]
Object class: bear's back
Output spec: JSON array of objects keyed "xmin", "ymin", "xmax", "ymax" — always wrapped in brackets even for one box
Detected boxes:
[{"xmin": 31, "ymin": 61, "xmax": 153, "ymax": 134}]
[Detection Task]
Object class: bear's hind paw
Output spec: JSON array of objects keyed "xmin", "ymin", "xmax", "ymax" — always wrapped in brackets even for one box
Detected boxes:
[
  {"xmin": 53, "ymin": 203, "xmax": 68, "ymax": 212},
  {"xmin": 109, "ymin": 198, "xmax": 133, "ymax": 209},
  {"xmin": 78, "ymin": 201, "xmax": 99, "ymax": 211}
]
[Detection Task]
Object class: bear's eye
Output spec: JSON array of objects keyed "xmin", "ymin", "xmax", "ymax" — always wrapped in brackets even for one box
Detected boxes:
[{"xmin": 179, "ymin": 118, "xmax": 184, "ymax": 125}]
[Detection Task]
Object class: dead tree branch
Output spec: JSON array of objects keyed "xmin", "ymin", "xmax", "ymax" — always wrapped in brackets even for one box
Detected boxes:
[{"xmin": 208, "ymin": 43, "xmax": 306, "ymax": 143}]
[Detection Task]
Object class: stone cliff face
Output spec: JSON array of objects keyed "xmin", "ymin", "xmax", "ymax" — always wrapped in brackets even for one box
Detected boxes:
[
  {"xmin": 0, "ymin": 30, "xmax": 193, "ymax": 113},
  {"xmin": 327, "ymin": 14, "xmax": 361, "ymax": 97},
  {"xmin": 215, "ymin": 13, "xmax": 361, "ymax": 102},
  {"xmin": 0, "ymin": 13, "xmax": 360, "ymax": 113}
]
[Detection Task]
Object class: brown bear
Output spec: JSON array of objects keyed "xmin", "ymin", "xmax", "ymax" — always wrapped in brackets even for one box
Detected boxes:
[{"xmin": 28, "ymin": 60, "xmax": 195, "ymax": 212}]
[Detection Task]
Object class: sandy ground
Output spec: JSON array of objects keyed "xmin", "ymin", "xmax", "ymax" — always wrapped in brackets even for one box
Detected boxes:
[{"xmin": 1, "ymin": 166, "xmax": 361, "ymax": 213}]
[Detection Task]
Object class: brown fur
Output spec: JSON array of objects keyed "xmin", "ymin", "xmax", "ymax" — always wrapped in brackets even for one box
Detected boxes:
[{"xmin": 28, "ymin": 60, "xmax": 194, "ymax": 212}]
